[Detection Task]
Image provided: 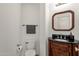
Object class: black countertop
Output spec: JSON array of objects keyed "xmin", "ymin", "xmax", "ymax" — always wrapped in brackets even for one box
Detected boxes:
[{"xmin": 48, "ymin": 37, "xmax": 79, "ymax": 44}]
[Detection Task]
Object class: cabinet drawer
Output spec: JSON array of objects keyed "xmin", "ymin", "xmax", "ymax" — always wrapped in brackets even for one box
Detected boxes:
[{"xmin": 52, "ymin": 41, "xmax": 71, "ymax": 48}]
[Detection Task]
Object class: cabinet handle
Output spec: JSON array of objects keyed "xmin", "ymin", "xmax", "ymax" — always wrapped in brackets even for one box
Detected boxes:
[{"xmin": 75, "ymin": 47, "xmax": 79, "ymax": 52}]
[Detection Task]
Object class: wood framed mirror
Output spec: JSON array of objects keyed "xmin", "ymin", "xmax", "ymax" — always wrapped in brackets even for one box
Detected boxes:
[{"xmin": 52, "ymin": 10, "xmax": 74, "ymax": 31}]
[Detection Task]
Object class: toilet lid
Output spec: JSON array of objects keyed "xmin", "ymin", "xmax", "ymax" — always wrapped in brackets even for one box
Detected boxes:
[{"xmin": 25, "ymin": 50, "xmax": 36, "ymax": 56}]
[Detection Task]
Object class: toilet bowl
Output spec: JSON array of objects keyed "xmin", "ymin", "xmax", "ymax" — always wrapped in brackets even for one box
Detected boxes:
[
  {"xmin": 25, "ymin": 40, "xmax": 36, "ymax": 56},
  {"xmin": 25, "ymin": 49, "xmax": 36, "ymax": 56}
]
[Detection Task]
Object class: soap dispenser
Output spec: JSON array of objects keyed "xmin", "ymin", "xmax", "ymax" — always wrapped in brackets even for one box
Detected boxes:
[{"xmin": 68, "ymin": 32, "xmax": 74, "ymax": 42}]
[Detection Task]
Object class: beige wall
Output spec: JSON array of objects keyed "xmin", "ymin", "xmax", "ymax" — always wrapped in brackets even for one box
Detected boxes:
[{"xmin": 0, "ymin": 3, "xmax": 21, "ymax": 55}]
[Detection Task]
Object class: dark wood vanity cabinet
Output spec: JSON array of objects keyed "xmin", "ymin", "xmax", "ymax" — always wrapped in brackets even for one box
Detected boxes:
[{"xmin": 48, "ymin": 38, "xmax": 79, "ymax": 56}]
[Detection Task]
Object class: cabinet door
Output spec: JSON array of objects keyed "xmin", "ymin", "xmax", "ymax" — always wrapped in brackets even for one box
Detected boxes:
[
  {"xmin": 51, "ymin": 47, "xmax": 70, "ymax": 56},
  {"xmin": 51, "ymin": 41, "xmax": 72, "ymax": 56}
]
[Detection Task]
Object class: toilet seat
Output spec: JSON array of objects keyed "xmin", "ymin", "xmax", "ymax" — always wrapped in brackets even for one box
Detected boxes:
[{"xmin": 25, "ymin": 49, "xmax": 36, "ymax": 56}]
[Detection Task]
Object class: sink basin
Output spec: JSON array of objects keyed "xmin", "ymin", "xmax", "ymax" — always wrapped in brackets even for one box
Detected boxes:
[{"xmin": 54, "ymin": 39, "xmax": 68, "ymax": 42}]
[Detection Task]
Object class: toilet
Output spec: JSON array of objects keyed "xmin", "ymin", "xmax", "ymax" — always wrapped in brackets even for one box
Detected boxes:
[{"xmin": 25, "ymin": 40, "xmax": 36, "ymax": 56}]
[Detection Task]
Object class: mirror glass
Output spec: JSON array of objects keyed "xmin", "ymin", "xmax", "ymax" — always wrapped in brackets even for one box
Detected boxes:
[{"xmin": 52, "ymin": 10, "xmax": 74, "ymax": 31}]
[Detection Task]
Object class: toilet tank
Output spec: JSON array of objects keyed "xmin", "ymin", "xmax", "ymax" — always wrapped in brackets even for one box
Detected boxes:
[{"xmin": 25, "ymin": 40, "xmax": 35, "ymax": 50}]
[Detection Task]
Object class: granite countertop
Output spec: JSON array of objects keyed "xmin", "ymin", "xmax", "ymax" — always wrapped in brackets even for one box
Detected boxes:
[{"xmin": 48, "ymin": 37, "xmax": 79, "ymax": 44}]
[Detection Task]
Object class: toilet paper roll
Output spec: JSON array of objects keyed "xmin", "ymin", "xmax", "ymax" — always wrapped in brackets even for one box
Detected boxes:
[{"xmin": 17, "ymin": 45, "xmax": 23, "ymax": 52}]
